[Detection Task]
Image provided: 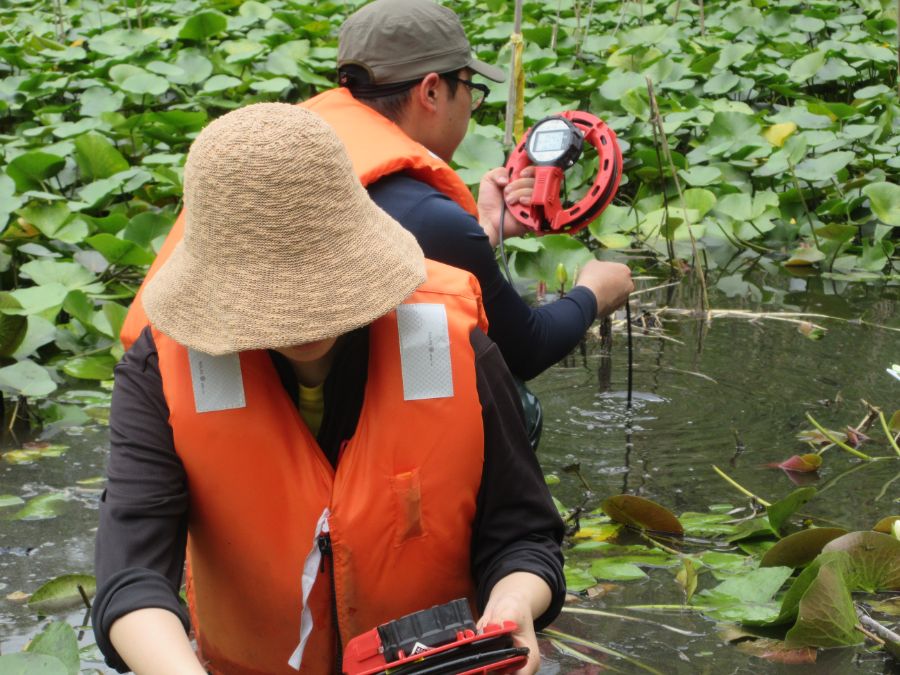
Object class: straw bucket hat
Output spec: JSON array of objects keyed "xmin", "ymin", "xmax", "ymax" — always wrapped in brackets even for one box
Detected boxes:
[{"xmin": 142, "ymin": 103, "xmax": 426, "ymax": 355}]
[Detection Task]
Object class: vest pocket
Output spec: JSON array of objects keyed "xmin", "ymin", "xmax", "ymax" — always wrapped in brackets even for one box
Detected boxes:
[{"xmin": 390, "ymin": 469, "xmax": 425, "ymax": 544}]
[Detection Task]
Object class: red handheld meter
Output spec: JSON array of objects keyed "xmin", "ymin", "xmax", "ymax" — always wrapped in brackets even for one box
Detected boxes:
[
  {"xmin": 505, "ymin": 111, "xmax": 622, "ymax": 235},
  {"xmin": 343, "ymin": 599, "xmax": 528, "ymax": 675}
]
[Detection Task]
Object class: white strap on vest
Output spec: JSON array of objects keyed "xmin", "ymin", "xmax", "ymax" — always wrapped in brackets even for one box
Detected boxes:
[
  {"xmin": 288, "ymin": 508, "xmax": 330, "ymax": 670},
  {"xmin": 396, "ymin": 304, "xmax": 453, "ymax": 401},
  {"xmin": 187, "ymin": 349, "xmax": 246, "ymax": 413}
]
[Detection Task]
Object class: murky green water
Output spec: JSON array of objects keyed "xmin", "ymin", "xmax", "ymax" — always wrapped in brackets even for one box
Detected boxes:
[{"xmin": 1, "ymin": 271, "xmax": 897, "ymax": 673}]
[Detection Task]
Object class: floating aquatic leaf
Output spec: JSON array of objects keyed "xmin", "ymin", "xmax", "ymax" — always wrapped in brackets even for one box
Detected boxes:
[
  {"xmin": 564, "ymin": 565, "xmax": 596, "ymax": 593},
  {"xmin": 763, "ymin": 122, "xmax": 798, "ymax": 148},
  {"xmin": 179, "ymin": 10, "xmax": 228, "ymax": 41},
  {"xmin": 822, "ymin": 531, "xmax": 900, "ymax": 592},
  {"xmin": 61, "ymin": 355, "xmax": 116, "ymax": 381},
  {"xmin": 572, "ymin": 523, "xmax": 620, "ymax": 542},
  {"xmin": 3, "ymin": 442, "xmax": 68, "ymax": 465},
  {"xmin": 784, "ymin": 245, "xmax": 826, "ymax": 266},
  {"xmin": 863, "ymin": 182, "xmax": 900, "ymax": 226},
  {"xmin": 0, "ymin": 653, "xmax": 68, "ymax": 675},
  {"xmin": 601, "ymin": 495, "xmax": 683, "ymax": 535},
  {"xmin": 28, "ymin": 574, "xmax": 95, "ymax": 614},
  {"xmin": 774, "ymin": 454, "xmax": 822, "ymax": 473},
  {"xmin": 25, "ymin": 621, "xmax": 79, "ymax": 675},
  {"xmin": 0, "ymin": 293, "xmax": 28, "ymax": 357},
  {"xmin": 0, "ymin": 495, "xmax": 24, "ymax": 508},
  {"xmin": 10, "ymin": 493, "xmax": 69, "ymax": 521},
  {"xmin": 5, "ymin": 151, "xmax": 66, "ymax": 192},
  {"xmin": 873, "ymin": 516, "xmax": 899, "ymax": 534},
  {"xmin": 590, "ymin": 559, "xmax": 648, "ymax": 581},
  {"xmin": 785, "ymin": 560, "xmax": 861, "ymax": 648},
  {"xmin": 73, "ymin": 133, "xmax": 129, "ymax": 180},
  {"xmin": 760, "ymin": 528, "xmax": 848, "ymax": 569},
  {"xmin": 728, "ymin": 516, "xmax": 777, "ymax": 542},
  {"xmin": 766, "ymin": 487, "xmax": 817, "ymax": 534},
  {"xmin": 698, "ymin": 566, "xmax": 793, "ymax": 623},
  {"xmin": 0, "ymin": 360, "xmax": 57, "ymax": 397}
]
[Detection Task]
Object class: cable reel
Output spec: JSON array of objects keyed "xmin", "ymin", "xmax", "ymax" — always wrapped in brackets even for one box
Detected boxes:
[{"xmin": 505, "ymin": 111, "xmax": 622, "ymax": 236}]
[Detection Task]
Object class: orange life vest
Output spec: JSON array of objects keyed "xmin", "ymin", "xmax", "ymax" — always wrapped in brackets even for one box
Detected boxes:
[
  {"xmin": 120, "ymin": 88, "xmax": 479, "ymax": 350},
  {"xmin": 153, "ymin": 260, "xmax": 488, "ymax": 675}
]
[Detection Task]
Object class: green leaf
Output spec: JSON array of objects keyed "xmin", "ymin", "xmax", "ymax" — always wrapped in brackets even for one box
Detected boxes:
[
  {"xmin": 784, "ymin": 560, "xmax": 862, "ymax": 648},
  {"xmin": 6, "ymin": 151, "xmax": 66, "ymax": 192},
  {"xmin": 0, "ymin": 293, "xmax": 27, "ymax": 357},
  {"xmin": 239, "ymin": 0, "xmax": 273, "ymax": 21},
  {"xmin": 222, "ymin": 39, "xmax": 265, "ymax": 64},
  {"xmin": 121, "ymin": 72, "xmax": 169, "ymax": 96},
  {"xmin": 85, "ymin": 233, "xmax": 155, "ymax": 266},
  {"xmin": 0, "ymin": 495, "xmax": 24, "ymax": 508},
  {"xmin": 202, "ymin": 74, "xmax": 243, "ymax": 93},
  {"xmin": 62, "ymin": 355, "xmax": 116, "ymax": 380},
  {"xmin": 0, "ymin": 653, "xmax": 68, "ymax": 675},
  {"xmin": 122, "ymin": 211, "xmax": 174, "ymax": 247},
  {"xmin": 678, "ymin": 166, "xmax": 722, "ymax": 187},
  {"xmin": 784, "ymin": 246, "xmax": 826, "ymax": 266},
  {"xmin": 250, "ymin": 77, "xmax": 292, "ymax": 94},
  {"xmin": 601, "ymin": 495, "xmax": 684, "ymax": 535},
  {"xmin": 766, "ymin": 487, "xmax": 817, "ymax": 534},
  {"xmin": 513, "ymin": 235, "xmax": 594, "ymax": 289},
  {"xmin": 73, "ymin": 133, "xmax": 129, "ymax": 180},
  {"xmin": 0, "ymin": 360, "xmax": 56, "ymax": 397},
  {"xmin": 79, "ymin": 87, "xmax": 124, "ymax": 117},
  {"xmin": 19, "ymin": 260, "xmax": 99, "ymax": 291},
  {"xmin": 564, "ymin": 565, "xmax": 596, "ymax": 592},
  {"xmin": 590, "ymin": 559, "xmax": 648, "ymax": 581},
  {"xmin": 28, "ymin": 574, "xmax": 95, "ymax": 613},
  {"xmin": 822, "ymin": 531, "xmax": 900, "ymax": 592},
  {"xmin": 789, "ymin": 51, "xmax": 826, "ymax": 83},
  {"xmin": 10, "ymin": 492, "xmax": 69, "ymax": 521},
  {"xmin": 793, "ymin": 151, "xmax": 854, "ymax": 182},
  {"xmin": 863, "ymin": 182, "xmax": 900, "ymax": 226},
  {"xmin": 760, "ymin": 528, "xmax": 849, "ymax": 569},
  {"xmin": 179, "ymin": 11, "xmax": 228, "ymax": 41},
  {"xmin": 7, "ymin": 284, "xmax": 69, "ymax": 316},
  {"xmin": 25, "ymin": 621, "xmax": 79, "ymax": 675},
  {"xmin": 3, "ymin": 442, "xmax": 68, "ymax": 465}
]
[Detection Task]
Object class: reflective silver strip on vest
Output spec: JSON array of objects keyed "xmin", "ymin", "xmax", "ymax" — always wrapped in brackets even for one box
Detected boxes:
[
  {"xmin": 289, "ymin": 508, "xmax": 330, "ymax": 670},
  {"xmin": 396, "ymin": 304, "xmax": 453, "ymax": 401},
  {"xmin": 188, "ymin": 349, "xmax": 246, "ymax": 413}
]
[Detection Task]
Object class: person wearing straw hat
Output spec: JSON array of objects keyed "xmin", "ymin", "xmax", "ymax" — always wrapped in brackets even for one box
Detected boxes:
[
  {"xmin": 118, "ymin": 0, "xmax": 633, "ymax": 400},
  {"xmin": 92, "ymin": 103, "xmax": 564, "ymax": 675}
]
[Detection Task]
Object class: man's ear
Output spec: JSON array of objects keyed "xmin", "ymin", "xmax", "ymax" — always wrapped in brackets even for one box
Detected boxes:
[{"xmin": 414, "ymin": 72, "xmax": 442, "ymax": 112}]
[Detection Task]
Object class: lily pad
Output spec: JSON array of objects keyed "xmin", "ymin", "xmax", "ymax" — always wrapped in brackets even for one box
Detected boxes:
[
  {"xmin": 601, "ymin": 495, "xmax": 684, "ymax": 535},
  {"xmin": 822, "ymin": 531, "xmax": 900, "ymax": 592},
  {"xmin": 774, "ymin": 454, "xmax": 821, "ymax": 473},
  {"xmin": 0, "ymin": 653, "xmax": 68, "ymax": 675},
  {"xmin": 863, "ymin": 182, "xmax": 900, "ymax": 226},
  {"xmin": 25, "ymin": 621, "xmax": 79, "ymax": 675},
  {"xmin": 766, "ymin": 487, "xmax": 817, "ymax": 533},
  {"xmin": 10, "ymin": 493, "xmax": 69, "ymax": 521},
  {"xmin": 0, "ymin": 360, "xmax": 57, "ymax": 397},
  {"xmin": 564, "ymin": 565, "xmax": 596, "ymax": 593},
  {"xmin": 760, "ymin": 528, "xmax": 848, "ymax": 569},
  {"xmin": 28, "ymin": 574, "xmax": 95, "ymax": 614},
  {"xmin": 590, "ymin": 559, "xmax": 648, "ymax": 581},
  {"xmin": 784, "ymin": 560, "xmax": 861, "ymax": 648},
  {"xmin": 3, "ymin": 442, "xmax": 68, "ymax": 465}
]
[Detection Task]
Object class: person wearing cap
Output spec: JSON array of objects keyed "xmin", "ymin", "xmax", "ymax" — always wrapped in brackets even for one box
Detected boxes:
[
  {"xmin": 92, "ymin": 103, "xmax": 564, "ymax": 675},
  {"xmin": 118, "ymin": 0, "xmax": 634, "ymax": 392}
]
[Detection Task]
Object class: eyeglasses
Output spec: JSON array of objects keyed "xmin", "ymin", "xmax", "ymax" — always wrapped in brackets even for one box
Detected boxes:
[{"xmin": 441, "ymin": 73, "xmax": 489, "ymax": 111}]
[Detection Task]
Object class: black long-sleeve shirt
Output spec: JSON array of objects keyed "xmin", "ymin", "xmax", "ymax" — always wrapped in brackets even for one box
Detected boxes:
[
  {"xmin": 367, "ymin": 174, "xmax": 597, "ymax": 380},
  {"xmin": 93, "ymin": 326, "xmax": 565, "ymax": 672}
]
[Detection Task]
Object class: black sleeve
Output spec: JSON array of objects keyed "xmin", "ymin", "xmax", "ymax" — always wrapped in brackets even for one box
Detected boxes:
[
  {"xmin": 368, "ymin": 175, "xmax": 597, "ymax": 381},
  {"xmin": 92, "ymin": 326, "xmax": 191, "ymax": 672},
  {"xmin": 469, "ymin": 329, "xmax": 566, "ymax": 630}
]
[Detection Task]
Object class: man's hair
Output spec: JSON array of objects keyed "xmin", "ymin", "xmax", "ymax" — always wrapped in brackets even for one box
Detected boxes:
[{"xmin": 339, "ymin": 65, "xmax": 462, "ymax": 124}]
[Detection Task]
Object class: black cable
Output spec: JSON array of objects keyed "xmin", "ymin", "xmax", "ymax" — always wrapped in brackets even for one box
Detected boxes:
[{"xmin": 625, "ymin": 299, "xmax": 633, "ymax": 410}]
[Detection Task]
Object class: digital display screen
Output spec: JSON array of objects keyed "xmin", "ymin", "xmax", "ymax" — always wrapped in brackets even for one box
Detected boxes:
[{"xmin": 533, "ymin": 130, "xmax": 567, "ymax": 153}]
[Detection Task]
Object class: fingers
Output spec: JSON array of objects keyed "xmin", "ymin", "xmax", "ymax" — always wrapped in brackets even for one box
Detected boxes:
[{"xmin": 504, "ymin": 166, "xmax": 534, "ymax": 206}]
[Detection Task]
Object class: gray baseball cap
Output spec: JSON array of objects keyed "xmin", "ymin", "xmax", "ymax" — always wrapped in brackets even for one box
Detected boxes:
[{"xmin": 338, "ymin": 0, "xmax": 506, "ymax": 85}]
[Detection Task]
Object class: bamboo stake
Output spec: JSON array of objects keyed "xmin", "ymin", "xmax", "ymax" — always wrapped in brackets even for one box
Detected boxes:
[{"xmin": 503, "ymin": 0, "xmax": 524, "ymax": 147}]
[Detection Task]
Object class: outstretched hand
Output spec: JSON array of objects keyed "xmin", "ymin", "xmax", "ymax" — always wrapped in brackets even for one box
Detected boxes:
[
  {"xmin": 478, "ymin": 572, "xmax": 551, "ymax": 675},
  {"xmin": 477, "ymin": 166, "xmax": 536, "ymax": 247}
]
